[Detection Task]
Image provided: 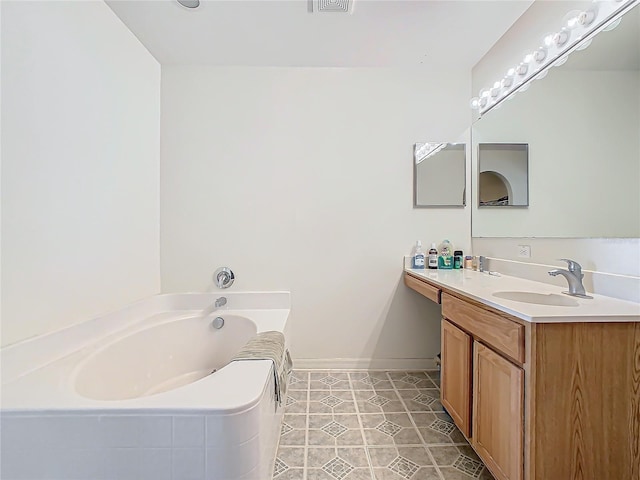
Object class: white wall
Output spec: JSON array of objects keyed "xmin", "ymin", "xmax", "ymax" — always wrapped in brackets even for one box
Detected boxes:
[
  {"xmin": 1, "ymin": 1, "xmax": 161, "ymax": 346},
  {"xmin": 161, "ymin": 67, "xmax": 471, "ymax": 367}
]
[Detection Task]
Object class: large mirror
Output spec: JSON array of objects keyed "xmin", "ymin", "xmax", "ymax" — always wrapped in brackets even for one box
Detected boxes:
[
  {"xmin": 472, "ymin": 4, "xmax": 640, "ymax": 237},
  {"xmin": 414, "ymin": 142, "xmax": 466, "ymax": 207}
]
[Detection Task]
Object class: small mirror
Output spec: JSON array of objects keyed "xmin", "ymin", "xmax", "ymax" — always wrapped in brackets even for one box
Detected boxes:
[
  {"xmin": 414, "ymin": 143, "xmax": 466, "ymax": 207},
  {"xmin": 478, "ymin": 143, "xmax": 528, "ymax": 207}
]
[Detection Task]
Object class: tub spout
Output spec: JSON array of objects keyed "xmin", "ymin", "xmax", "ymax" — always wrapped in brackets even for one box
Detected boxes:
[{"xmin": 201, "ymin": 296, "xmax": 227, "ymax": 316}]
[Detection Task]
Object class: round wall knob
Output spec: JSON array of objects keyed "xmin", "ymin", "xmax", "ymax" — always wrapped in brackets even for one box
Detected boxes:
[{"xmin": 213, "ymin": 267, "xmax": 234, "ymax": 289}]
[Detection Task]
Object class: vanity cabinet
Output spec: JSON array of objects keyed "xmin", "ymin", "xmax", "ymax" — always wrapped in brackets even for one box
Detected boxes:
[
  {"xmin": 473, "ymin": 341, "xmax": 523, "ymax": 480},
  {"xmin": 441, "ymin": 293, "xmax": 524, "ymax": 480},
  {"xmin": 441, "ymin": 319, "xmax": 472, "ymax": 437},
  {"xmin": 405, "ymin": 272, "xmax": 640, "ymax": 480}
]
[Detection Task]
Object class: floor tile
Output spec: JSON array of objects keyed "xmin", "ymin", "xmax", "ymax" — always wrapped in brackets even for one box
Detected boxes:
[
  {"xmin": 275, "ymin": 447, "xmax": 306, "ymax": 469},
  {"xmin": 307, "ymin": 467, "xmax": 374, "ymax": 480},
  {"xmin": 274, "ymin": 467, "xmax": 305, "ymax": 479},
  {"xmin": 283, "ymin": 414, "xmax": 308, "ymax": 429},
  {"xmin": 276, "ymin": 369, "xmax": 493, "ymax": 480},
  {"xmin": 307, "ymin": 447, "xmax": 337, "ymax": 468},
  {"xmin": 337, "ymin": 447, "xmax": 370, "ymax": 468},
  {"xmin": 279, "ymin": 428, "xmax": 306, "ymax": 446},
  {"xmin": 439, "ymin": 466, "xmax": 495, "ymax": 479}
]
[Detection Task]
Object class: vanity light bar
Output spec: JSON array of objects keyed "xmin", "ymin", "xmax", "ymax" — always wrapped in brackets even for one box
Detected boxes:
[{"xmin": 471, "ymin": 0, "xmax": 639, "ymax": 115}]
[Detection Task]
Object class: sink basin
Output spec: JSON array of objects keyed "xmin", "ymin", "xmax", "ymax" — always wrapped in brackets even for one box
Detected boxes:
[{"xmin": 492, "ymin": 291, "xmax": 579, "ymax": 307}]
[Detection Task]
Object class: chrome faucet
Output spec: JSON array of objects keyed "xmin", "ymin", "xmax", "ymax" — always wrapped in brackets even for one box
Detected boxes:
[
  {"xmin": 202, "ymin": 296, "xmax": 227, "ymax": 317},
  {"xmin": 478, "ymin": 256, "xmax": 486, "ymax": 273},
  {"xmin": 548, "ymin": 259, "xmax": 592, "ymax": 298}
]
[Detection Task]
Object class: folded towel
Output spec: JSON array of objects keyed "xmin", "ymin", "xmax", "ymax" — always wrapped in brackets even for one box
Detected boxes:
[{"xmin": 231, "ymin": 331, "xmax": 292, "ymax": 407}]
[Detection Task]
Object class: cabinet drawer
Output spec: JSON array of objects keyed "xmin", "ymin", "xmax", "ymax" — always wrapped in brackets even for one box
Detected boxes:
[
  {"xmin": 442, "ymin": 293, "xmax": 524, "ymax": 364},
  {"xmin": 404, "ymin": 273, "xmax": 441, "ymax": 304}
]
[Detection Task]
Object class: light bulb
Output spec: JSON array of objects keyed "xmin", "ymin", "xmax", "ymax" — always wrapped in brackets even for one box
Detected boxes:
[
  {"xmin": 470, "ymin": 97, "xmax": 480, "ymax": 109},
  {"xmin": 575, "ymin": 38, "xmax": 593, "ymax": 51},
  {"xmin": 553, "ymin": 29, "xmax": 570, "ymax": 46},
  {"xmin": 544, "ymin": 34, "xmax": 555, "ymax": 48},
  {"xmin": 478, "ymin": 97, "xmax": 488, "ymax": 108},
  {"xmin": 177, "ymin": 0, "xmax": 200, "ymax": 7},
  {"xmin": 515, "ymin": 63, "xmax": 528, "ymax": 76},
  {"xmin": 501, "ymin": 76, "xmax": 514, "ymax": 88},
  {"xmin": 603, "ymin": 18, "xmax": 622, "ymax": 31},
  {"xmin": 490, "ymin": 86, "xmax": 500, "ymax": 98},
  {"xmin": 533, "ymin": 48, "xmax": 547, "ymax": 63},
  {"xmin": 506, "ymin": 67, "xmax": 516, "ymax": 76},
  {"xmin": 535, "ymin": 70, "xmax": 549, "ymax": 80},
  {"xmin": 554, "ymin": 56, "xmax": 568, "ymax": 67},
  {"xmin": 577, "ymin": 8, "xmax": 597, "ymax": 26},
  {"xmin": 564, "ymin": 10, "xmax": 583, "ymax": 30},
  {"xmin": 480, "ymin": 89, "xmax": 490, "ymax": 98},
  {"xmin": 523, "ymin": 53, "xmax": 534, "ymax": 63}
]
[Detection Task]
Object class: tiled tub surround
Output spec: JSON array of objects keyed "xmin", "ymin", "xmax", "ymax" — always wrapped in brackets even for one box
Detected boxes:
[
  {"xmin": 1, "ymin": 292, "xmax": 291, "ymax": 480},
  {"xmin": 274, "ymin": 370, "xmax": 494, "ymax": 480}
]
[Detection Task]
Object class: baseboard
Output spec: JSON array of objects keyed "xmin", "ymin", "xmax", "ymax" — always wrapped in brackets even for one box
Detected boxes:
[{"xmin": 292, "ymin": 357, "xmax": 438, "ymax": 371}]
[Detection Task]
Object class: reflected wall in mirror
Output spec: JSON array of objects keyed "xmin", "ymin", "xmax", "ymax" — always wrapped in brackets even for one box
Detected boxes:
[
  {"xmin": 478, "ymin": 143, "xmax": 528, "ymax": 207},
  {"xmin": 414, "ymin": 143, "xmax": 465, "ymax": 207},
  {"xmin": 472, "ymin": 4, "xmax": 640, "ymax": 237}
]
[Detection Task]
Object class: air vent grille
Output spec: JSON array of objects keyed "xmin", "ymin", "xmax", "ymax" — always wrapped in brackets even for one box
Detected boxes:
[{"xmin": 313, "ymin": 0, "xmax": 351, "ymax": 13}]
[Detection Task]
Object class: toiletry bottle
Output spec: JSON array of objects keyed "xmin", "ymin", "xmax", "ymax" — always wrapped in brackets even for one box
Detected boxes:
[
  {"xmin": 428, "ymin": 243, "xmax": 438, "ymax": 269},
  {"xmin": 411, "ymin": 241, "xmax": 426, "ymax": 269},
  {"xmin": 453, "ymin": 250, "xmax": 463, "ymax": 269},
  {"xmin": 437, "ymin": 240, "xmax": 454, "ymax": 269},
  {"xmin": 464, "ymin": 256, "xmax": 473, "ymax": 269}
]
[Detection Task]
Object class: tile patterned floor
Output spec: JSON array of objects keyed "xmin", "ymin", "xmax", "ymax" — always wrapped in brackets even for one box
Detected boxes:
[{"xmin": 273, "ymin": 370, "xmax": 495, "ymax": 480}]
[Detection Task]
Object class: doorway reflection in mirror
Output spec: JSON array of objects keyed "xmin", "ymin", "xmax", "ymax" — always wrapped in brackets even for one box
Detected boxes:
[{"xmin": 478, "ymin": 143, "xmax": 528, "ymax": 207}]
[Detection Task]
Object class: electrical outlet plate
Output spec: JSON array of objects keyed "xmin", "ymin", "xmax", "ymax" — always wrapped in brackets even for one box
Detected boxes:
[{"xmin": 517, "ymin": 245, "xmax": 531, "ymax": 258}]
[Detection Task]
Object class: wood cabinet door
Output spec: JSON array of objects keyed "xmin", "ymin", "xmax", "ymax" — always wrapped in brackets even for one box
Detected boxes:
[
  {"xmin": 441, "ymin": 320, "xmax": 472, "ymax": 438},
  {"xmin": 473, "ymin": 341, "xmax": 524, "ymax": 480}
]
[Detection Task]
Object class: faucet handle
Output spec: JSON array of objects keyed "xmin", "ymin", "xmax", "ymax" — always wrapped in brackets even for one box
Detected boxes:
[
  {"xmin": 558, "ymin": 258, "xmax": 582, "ymax": 274},
  {"xmin": 213, "ymin": 267, "xmax": 235, "ymax": 289}
]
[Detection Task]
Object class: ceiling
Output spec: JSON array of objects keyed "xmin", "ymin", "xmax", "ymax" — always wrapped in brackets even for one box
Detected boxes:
[{"xmin": 106, "ymin": 0, "xmax": 534, "ymax": 68}]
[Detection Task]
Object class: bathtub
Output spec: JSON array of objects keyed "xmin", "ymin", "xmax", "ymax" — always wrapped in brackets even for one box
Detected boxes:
[{"xmin": 0, "ymin": 292, "xmax": 291, "ymax": 480}]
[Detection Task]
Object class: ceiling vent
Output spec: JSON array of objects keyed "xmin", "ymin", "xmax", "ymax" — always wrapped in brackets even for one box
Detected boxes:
[{"xmin": 311, "ymin": 0, "xmax": 352, "ymax": 13}]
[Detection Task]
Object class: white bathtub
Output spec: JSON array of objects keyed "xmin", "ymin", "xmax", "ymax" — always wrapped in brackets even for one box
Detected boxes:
[{"xmin": 0, "ymin": 292, "xmax": 291, "ymax": 480}]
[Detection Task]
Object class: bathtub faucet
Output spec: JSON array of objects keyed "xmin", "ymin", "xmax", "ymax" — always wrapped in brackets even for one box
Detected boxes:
[{"xmin": 201, "ymin": 296, "xmax": 227, "ymax": 317}]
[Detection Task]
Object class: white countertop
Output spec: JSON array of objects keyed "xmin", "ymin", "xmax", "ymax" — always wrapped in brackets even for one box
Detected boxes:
[{"xmin": 405, "ymin": 267, "xmax": 640, "ymax": 323}]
